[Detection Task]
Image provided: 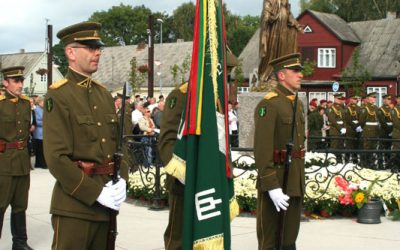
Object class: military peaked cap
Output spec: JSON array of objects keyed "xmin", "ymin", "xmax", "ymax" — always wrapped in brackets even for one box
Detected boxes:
[
  {"xmin": 382, "ymin": 94, "xmax": 392, "ymax": 99},
  {"xmin": 366, "ymin": 92, "xmax": 377, "ymax": 97},
  {"xmin": 1, "ymin": 66, "xmax": 25, "ymax": 79},
  {"xmin": 333, "ymin": 93, "xmax": 343, "ymax": 98},
  {"xmin": 57, "ymin": 21, "xmax": 104, "ymax": 47},
  {"xmin": 269, "ymin": 53, "xmax": 304, "ymax": 71}
]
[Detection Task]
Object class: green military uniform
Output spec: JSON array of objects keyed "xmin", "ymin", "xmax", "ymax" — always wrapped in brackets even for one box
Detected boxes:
[
  {"xmin": 307, "ymin": 109, "xmax": 323, "ymax": 151},
  {"xmin": 377, "ymin": 95, "xmax": 393, "ymax": 162},
  {"xmin": 0, "ymin": 66, "xmax": 33, "ymax": 250},
  {"xmin": 390, "ymin": 101, "xmax": 400, "ymax": 168},
  {"xmin": 359, "ymin": 94, "xmax": 379, "ymax": 167},
  {"xmin": 157, "ymin": 82, "xmax": 187, "ymax": 250},
  {"xmin": 254, "ymin": 54, "xmax": 305, "ymax": 250},
  {"xmin": 344, "ymin": 100, "xmax": 361, "ymax": 161},
  {"xmin": 326, "ymin": 98, "xmax": 345, "ymax": 160},
  {"xmin": 43, "ymin": 22, "xmax": 128, "ymax": 250}
]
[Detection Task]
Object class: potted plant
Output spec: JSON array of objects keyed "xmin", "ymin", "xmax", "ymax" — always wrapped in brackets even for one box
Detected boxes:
[{"xmin": 335, "ymin": 176, "xmax": 382, "ymax": 224}]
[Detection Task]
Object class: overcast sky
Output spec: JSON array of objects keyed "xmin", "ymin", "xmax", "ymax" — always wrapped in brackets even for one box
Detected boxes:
[{"xmin": 0, "ymin": 0, "xmax": 300, "ymax": 54}]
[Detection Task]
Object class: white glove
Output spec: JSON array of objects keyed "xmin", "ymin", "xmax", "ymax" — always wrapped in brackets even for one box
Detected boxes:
[
  {"xmin": 267, "ymin": 188, "xmax": 290, "ymax": 212},
  {"xmin": 340, "ymin": 128, "xmax": 346, "ymax": 135},
  {"xmin": 356, "ymin": 126, "xmax": 363, "ymax": 133},
  {"xmin": 96, "ymin": 185, "xmax": 120, "ymax": 211},
  {"xmin": 111, "ymin": 178, "xmax": 127, "ymax": 206}
]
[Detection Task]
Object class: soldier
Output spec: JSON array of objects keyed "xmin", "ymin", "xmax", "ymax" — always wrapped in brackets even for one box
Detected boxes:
[
  {"xmin": 390, "ymin": 95, "xmax": 400, "ymax": 168},
  {"xmin": 254, "ymin": 53, "xmax": 305, "ymax": 250},
  {"xmin": 377, "ymin": 94, "xmax": 393, "ymax": 164},
  {"xmin": 0, "ymin": 66, "xmax": 34, "ymax": 250},
  {"xmin": 158, "ymin": 81, "xmax": 188, "ymax": 250},
  {"xmin": 327, "ymin": 93, "xmax": 346, "ymax": 161},
  {"xmin": 307, "ymin": 103, "xmax": 324, "ymax": 151},
  {"xmin": 359, "ymin": 92, "xmax": 379, "ymax": 168},
  {"xmin": 43, "ymin": 22, "xmax": 128, "ymax": 249},
  {"xmin": 344, "ymin": 95, "xmax": 362, "ymax": 162}
]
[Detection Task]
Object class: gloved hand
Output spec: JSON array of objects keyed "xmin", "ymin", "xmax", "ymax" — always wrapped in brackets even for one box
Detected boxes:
[
  {"xmin": 356, "ymin": 126, "xmax": 363, "ymax": 133},
  {"xmin": 267, "ymin": 188, "xmax": 290, "ymax": 212},
  {"xmin": 340, "ymin": 128, "xmax": 346, "ymax": 135},
  {"xmin": 96, "ymin": 185, "xmax": 120, "ymax": 211},
  {"xmin": 111, "ymin": 178, "xmax": 127, "ymax": 206}
]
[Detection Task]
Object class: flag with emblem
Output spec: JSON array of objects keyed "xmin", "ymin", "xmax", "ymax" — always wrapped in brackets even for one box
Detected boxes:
[{"xmin": 164, "ymin": 0, "xmax": 239, "ymax": 249}]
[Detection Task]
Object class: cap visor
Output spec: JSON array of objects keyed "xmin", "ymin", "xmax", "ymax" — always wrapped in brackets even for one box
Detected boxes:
[
  {"xmin": 78, "ymin": 40, "xmax": 104, "ymax": 47},
  {"xmin": 286, "ymin": 65, "xmax": 304, "ymax": 70}
]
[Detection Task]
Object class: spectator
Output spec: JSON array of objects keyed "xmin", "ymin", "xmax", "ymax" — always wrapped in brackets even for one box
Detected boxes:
[
  {"xmin": 153, "ymin": 100, "xmax": 165, "ymax": 128},
  {"xmin": 228, "ymin": 102, "xmax": 238, "ymax": 147},
  {"xmin": 139, "ymin": 103, "xmax": 157, "ymax": 167},
  {"xmin": 132, "ymin": 101, "xmax": 144, "ymax": 135},
  {"xmin": 33, "ymin": 96, "xmax": 46, "ymax": 168}
]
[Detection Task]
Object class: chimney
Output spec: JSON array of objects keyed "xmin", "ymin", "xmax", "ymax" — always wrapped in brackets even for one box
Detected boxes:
[{"xmin": 19, "ymin": 49, "xmax": 25, "ymax": 53}]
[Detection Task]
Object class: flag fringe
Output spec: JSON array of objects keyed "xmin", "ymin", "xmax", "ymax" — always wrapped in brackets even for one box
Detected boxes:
[
  {"xmin": 230, "ymin": 196, "xmax": 240, "ymax": 221},
  {"xmin": 193, "ymin": 233, "xmax": 223, "ymax": 250},
  {"xmin": 207, "ymin": 0, "xmax": 219, "ymax": 106},
  {"xmin": 164, "ymin": 154, "xmax": 186, "ymax": 184}
]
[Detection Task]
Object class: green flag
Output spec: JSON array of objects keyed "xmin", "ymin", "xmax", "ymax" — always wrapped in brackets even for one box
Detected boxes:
[{"xmin": 164, "ymin": 0, "xmax": 239, "ymax": 249}]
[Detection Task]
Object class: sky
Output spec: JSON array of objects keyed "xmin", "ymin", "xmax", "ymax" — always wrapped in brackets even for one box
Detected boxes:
[{"xmin": 0, "ymin": 0, "xmax": 300, "ymax": 54}]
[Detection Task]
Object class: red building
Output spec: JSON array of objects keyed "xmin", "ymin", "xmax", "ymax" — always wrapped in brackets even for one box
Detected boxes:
[{"xmin": 297, "ymin": 10, "xmax": 400, "ymax": 106}]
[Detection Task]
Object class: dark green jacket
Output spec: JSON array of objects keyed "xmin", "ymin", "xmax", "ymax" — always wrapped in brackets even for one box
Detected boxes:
[
  {"xmin": 43, "ymin": 68, "xmax": 128, "ymax": 221},
  {"xmin": 254, "ymin": 84, "xmax": 305, "ymax": 197},
  {"xmin": 0, "ymin": 91, "xmax": 31, "ymax": 176},
  {"xmin": 307, "ymin": 110, "xmax": 323, "ymax": 137}
]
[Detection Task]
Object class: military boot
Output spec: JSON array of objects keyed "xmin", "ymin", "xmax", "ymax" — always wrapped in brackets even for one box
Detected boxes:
[
  {"xmin": 0, "ymin": 211, "xmax": 4, "ymax": 238},
  {"xmin": 282, "ymin": 243, "xmax": 296, "ymax": 250},
  {"xmin": 11, "ymin": 212, "xmax": 34, "ymax": 250}
]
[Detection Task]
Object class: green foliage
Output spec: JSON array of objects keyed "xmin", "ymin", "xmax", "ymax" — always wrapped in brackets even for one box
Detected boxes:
[
  {"xmin": 232, "ymin": 60, "xmax": 245, "ymax": 87},
  {"xmin": 52, "ymin": 43, "xmax": 68, "ymax": 75},
  {"xmin": 301, "ymin": 59, "xmax": 316, "ymax": 77},
  {"xmin": 128, "ymin": 57, "xmax": 146, "ymax": 94},
  {"xmin": 301, "ymin": 0, "xmax": 400, "ymax": 22},
  {"xmin": 225, "ymin": 14, "xmax": 260, "ymax": 56},
  {"xmin": 171, "ymin": 2, "xmax": 196, "ymax": 41},
  {"xmin": 169, "ymin": 53, "xmax": 191, "ymax": 86},
  {"xmin": 340, "ymin": 48, "xmax": 370, "ymax": 96}
]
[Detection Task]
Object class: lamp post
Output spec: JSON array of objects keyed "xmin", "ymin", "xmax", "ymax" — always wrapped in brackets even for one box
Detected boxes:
[{"xmin": 157, "ymin": 18, "xmax": 163, "ymax": 95}]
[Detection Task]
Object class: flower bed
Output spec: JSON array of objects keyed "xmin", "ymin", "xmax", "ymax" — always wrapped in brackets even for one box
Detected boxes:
[{"xmin": 127, "ymin": 152, "xmax": 400, "ymax": 218}]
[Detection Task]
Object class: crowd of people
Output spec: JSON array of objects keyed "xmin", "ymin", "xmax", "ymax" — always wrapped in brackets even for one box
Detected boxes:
[{"xmin": 307, "ymin": 92, "xmax": 399, "ymax": 167}]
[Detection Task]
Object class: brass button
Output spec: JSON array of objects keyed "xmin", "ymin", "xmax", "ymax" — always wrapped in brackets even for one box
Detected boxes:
[
  {"xmin": 102, "ymin": 138, "xmax": 106, "ymax": 143},
  {"xmin": 19, "ymin": 130, "xmax": 22, "ymax": 133},
  {"xmin": 97, "ymin": 122, "xmax": 102, "ymax": 126},
  {"xmin": 111, "ymin": 119, "xmax": 115, "ymax": 122},
  {"xmin": 107, "ymin": 154, "xmax": 111, "ymax": 158},
  {"xmin": 93, "ymin": 106, "xmax": 97, "ymax": 110},
  {"xmin": 17, "ymin": 121, "xmax": 21, "ymax": 124}
]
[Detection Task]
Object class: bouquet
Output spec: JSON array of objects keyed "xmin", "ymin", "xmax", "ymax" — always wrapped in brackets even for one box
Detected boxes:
[{"xmin": 334, "ymin": 176, "xmax": 380, "ymax": 209}]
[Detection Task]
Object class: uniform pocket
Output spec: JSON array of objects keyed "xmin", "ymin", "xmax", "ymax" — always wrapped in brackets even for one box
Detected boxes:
[
  {"xmin": 76, "ymin": 115, "xmax": 97, "ymax": 142},
  {"xmin": 104, "ymin": 113, "xmax": 118, "ymax": 140}
]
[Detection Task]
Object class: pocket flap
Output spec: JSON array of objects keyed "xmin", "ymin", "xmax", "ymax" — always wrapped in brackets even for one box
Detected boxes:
[{"xmin": 76, "ymin": 115, "xmax": 95, "ymax": 125}]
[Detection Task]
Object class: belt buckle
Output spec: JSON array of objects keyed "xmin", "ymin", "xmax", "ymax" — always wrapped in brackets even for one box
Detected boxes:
[{"xmin": 16, "ymin": 141, "xmax": 25, "ymax": 150}]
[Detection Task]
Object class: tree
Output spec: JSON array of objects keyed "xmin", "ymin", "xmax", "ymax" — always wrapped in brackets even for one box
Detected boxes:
[
  {"xmin": 128, "ymin": 57, "xmax": 146, "ymax": 94},
  {"xmin": 89, "ymin": 4, "xmax": 153, "ymax": 46},
  {"xmin": 171, "ymin": 2, "xmax": 196, "ymax": 41},
  {"xmin": 225, "ymin": 14, "xmax": 259, "ymax": 56},
  {"xmin": 301, "ymin": 0, "xmax": 400, "ymax": 22},
  {"xmin": 340, "ymin": 48, "xmax": 370, "ymax": 96},
  {"xmin": 52, "ymin": 43, "xmax": 68, "ymax": 75},
  {"xmin": 169, "ymin": 53, "xmax": 191, "ymax": 86}
]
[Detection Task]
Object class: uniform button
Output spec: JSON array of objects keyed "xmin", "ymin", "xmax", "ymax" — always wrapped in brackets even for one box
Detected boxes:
[
  {"xmin": 17, "ymin": 121, "xmax": 21, "ymax": 124},
  {"xmin": 102, "ymin": 138, "xmax": 106, "ymax": 143},
  {"xmin": 107, "ymin": 154, "xmax": 111, "ymax": 158},
  {"xmin": 97, "ymin": 122, "xmax": 102, "ymax": 126},
  {"xmin": 93, "ymin": 106, "xmax": 97, "ymax": 110},
  {"xmin": 19, "ymin": 130, "xmax": 22, "ymax": 133},
  {"xmin": 111, "ymin": 119, "xmax": 115, "ymax": 122}
]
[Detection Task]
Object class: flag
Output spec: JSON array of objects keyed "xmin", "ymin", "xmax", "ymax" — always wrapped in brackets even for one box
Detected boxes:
[{"xmin": 164, "ymin": 0, "xmax": 239, "ymax": 249}]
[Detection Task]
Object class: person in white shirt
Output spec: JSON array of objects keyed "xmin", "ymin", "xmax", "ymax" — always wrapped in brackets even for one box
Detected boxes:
[
  {"xmin": 131, "ymin": 101, "xmax": 144, "ymax": 126},
  {"xmin": 228, "ymin": 102, "xmax": 238, "ymax": 147}
]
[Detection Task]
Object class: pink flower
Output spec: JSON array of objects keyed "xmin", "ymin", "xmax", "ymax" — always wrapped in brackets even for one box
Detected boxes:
[{"xmin": 335, "ymin": 176, "xmax": 349, "ymax": 191}]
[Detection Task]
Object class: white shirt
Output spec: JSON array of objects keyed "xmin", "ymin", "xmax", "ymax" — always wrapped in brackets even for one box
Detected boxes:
[
  {"xmin": 228, "ymin": 110, "xmax": 238, "ymax": 134},
  {"xmin": 131, "ymin": 109, "xmax": 143, "ymax": 126}
]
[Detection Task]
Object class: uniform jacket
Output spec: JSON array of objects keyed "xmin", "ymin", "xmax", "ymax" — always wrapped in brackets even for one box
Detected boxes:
[
  {"xmin": 344, "ymin": 103, "xmax": 360, "ymax": 135},
  {"xmin": 307, "ymin": 110, "xmax": 323, "ymax": 137},
  {"xmin": 391, "ymin": 105, "xmax": 400, "ymax": 141},
  {"xmin": 327, "ymin": 103, "xmax": 345, "ymax": 135},
  {"xmin": 43, "ymin": 68, "xmax": 128, "ymax": 221},
  {"xmin": 254, "ymin": 84, "xmax": 305, "ymax": 197},
  {"xmin": 157, "ymin": 83, "xmax": 187, "ymax": 195},
  {"xmin": 359, "ymin": 103, "xmax": 379, "ymax": 137},
  {"xmin": 0, "ymin": 91, "xmax": 31, "ymax": 176},
  {"xmin": 377, "ymin": 104, "xmax": 393, "ymax": 135}
]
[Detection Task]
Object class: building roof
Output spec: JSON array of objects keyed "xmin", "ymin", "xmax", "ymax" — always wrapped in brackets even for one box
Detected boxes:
[
  {"xmin": 93, "ymin": 42, "xmax": 193, "ymax": 91},
  {"xmin": 0, "ymin": 51, "xmax": 44, "ymax": 73},
  {"xmin": 236, "ymin": 28, "xmax": 260, "ymax": 80},
  {"xmin": 349, "ymin": 18, "xmax": 400, "ymax": 78},
  {"xmin": 302, "ymin": 10, "xmax": 361, "ymax": 44}
]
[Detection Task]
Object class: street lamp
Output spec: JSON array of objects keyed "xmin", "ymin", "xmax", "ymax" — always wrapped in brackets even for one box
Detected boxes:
[{"xmin": 156, "ymin": 18, "xmax": 163, "ymax": 94}]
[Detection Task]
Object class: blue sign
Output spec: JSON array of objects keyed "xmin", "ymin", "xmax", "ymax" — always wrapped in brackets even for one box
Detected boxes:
[{"xmin": 332, "ymin": 82, "xmax": 339, "ymax": 92}]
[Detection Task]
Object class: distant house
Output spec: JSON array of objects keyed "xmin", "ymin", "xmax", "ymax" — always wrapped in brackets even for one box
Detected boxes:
[
  {"xmin": 0, "ymin": 50, "xmax": 63, "ymax": 96},
  {"xmin": 238, "ymin": 10, "xmax": 400, "ymax": 106}
]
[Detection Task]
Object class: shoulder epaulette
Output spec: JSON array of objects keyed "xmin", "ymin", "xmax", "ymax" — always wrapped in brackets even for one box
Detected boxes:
[
  {"xmin": 179, "ymin": 82, "xmax": 188, "ymax": 94},
  {"xmin": 19, "ymin": 95, "xmax": 30, "ymax": 101},
  {"xmin": 263, "ymin": 91, "xmax": 278, "ymax": 100},
  {"xmin": 49, "ymin": 79, "xmax": 68, "ymax": 90},
  {"xmin": 0, "ymin": 95, "xmax": 5, "ymax": 101}
]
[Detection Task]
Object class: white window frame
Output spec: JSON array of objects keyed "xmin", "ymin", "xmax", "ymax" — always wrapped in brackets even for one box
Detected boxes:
[
  {"xmin": 317, "ymin": 48, "xmax": 336, "ymax": 68},
  {"xmin": 237, "ymin": 87, "xmax": 249, "ymax": 93},
  {"xmin": 327, "ymin": 92, "xmax": 345, "ymax": 102},
  {"xmin": 308, "ymin": 92, "xmax": 327, "ymax": 103},
  {"xmin": 367, "ymin": 87, "xmax": 387, "ymax": 107}
]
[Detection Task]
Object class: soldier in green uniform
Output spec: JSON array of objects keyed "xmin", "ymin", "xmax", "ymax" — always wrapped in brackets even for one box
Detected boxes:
[
  {"xmin": 0, "ymin": 66, "xmax": 34, "ymax": 250},
  {"xmin": 307, "ymin": 103, "xmax": 324, "ymax": 151},
  {"xmin": 254, "ymin": 53, "xmax": 305, "ymax": 250},
  {"xmin": 344, "ymin": 95, "xmax": 362, "ymax": 162},
  {"xmin": 158, "ymin": 82, "xmax": 187, "ymax": 250},
  {"xmin": 43, "ymin": 22, "xmax": 128, "ymax": 250},
  {"xmin": 359, "ymin": 92, "xmax": 379, "ymax": 168},
  {"xmin": 326, "ymin": 93, "xmax": 346, "ymax": 161},
  {"xmin": 377, "ymin": 94, "xmax": 393, "ymax": 164},
  {"xmin": 390, "ymin": 96, "xmax": 400, "ymax": 168}
]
